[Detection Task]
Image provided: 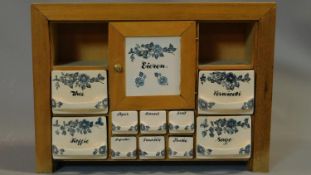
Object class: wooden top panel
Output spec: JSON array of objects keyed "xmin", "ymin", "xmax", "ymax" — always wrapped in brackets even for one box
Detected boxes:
[{"xmin": 32, "ymin": 3, "xmax": 275, "ymax": 21}]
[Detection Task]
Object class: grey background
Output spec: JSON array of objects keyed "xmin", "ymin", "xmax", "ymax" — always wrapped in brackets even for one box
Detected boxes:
[{"xmin": 0, "ymin": 0, "xmax": 310, "ymax": 174}]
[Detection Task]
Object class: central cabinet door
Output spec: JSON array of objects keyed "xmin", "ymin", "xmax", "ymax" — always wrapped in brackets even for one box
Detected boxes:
[{"xmin": 108, "ymin": 22, "xmax": 196, "ymax": 110}]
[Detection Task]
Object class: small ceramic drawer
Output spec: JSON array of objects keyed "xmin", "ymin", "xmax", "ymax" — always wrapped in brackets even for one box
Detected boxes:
[
  {"xmin": 52, "ymin": 116, "xmax": 107, "ymax": 159},
  {"xmin": 140, "ymin": 111, "xmax": 167, "ymax": 134},
  {"xmin": 112, "ymin": 111, "xmax": 138, "ymax": 134},
  {"xmin": 168, "ymin": 137, "xmax": 193, "ymax": 159},
  {"xmin": 110, "ymin": 136, "xmax": 137, "ymax": 159},
  {"xmin": 168, "ymin": 111, "xmax": 194, "ymax": 134},
  {"xmin": 196, "ymin": 116, "xmax": 251, "ymax": 159},
  {"xmin": 139, "ymin": 136, "xmax": 165, "ymax": 159},
  {"xmin": 51, "ymin": 70, "xmax": 108, "ymax": 115},
  {"xmin": 198, "ymin": 70, "xmax": 254, "ymax": 115}
]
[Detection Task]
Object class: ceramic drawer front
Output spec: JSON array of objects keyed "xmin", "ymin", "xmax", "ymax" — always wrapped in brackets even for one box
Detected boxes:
[
  {"xmin": 196, "ymin": 116, "xmax": 251, "ymax": 159},
  {"xmin": 51, "ymin": 70, "xmax": 108, "ymax": 115},
  {"xmin": 140, "ymin": 111, "xmax": 167, "ymax": 134},
  {"xmin": 168, "ymin": 137, "xmax": 193, "ymax": 159},
  {"xmin": 168, "ymin": 111, "xmax": 194, "ymax": 134},
  {"xmin": 112, "ymin": 111, "xmax": 138, "ymax": 134},
  {"xmin": 111, "ymin": 136, "xmax": 137, "ymax": 159},
  {"xmin": 139, "ymin": 136, "xmax": 165, "ymax": 159},
  {"xmin": 198, "ymin": 70, "xmax": 254, "ymax": 115},
  {"xmin": 52, "ymin": 116, "xmax": 107, "ymax": 159}
]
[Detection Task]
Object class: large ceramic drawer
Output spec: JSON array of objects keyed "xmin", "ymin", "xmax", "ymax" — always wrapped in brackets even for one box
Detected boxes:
[
  {"xmin": 51, "ymin": 70, "xmax": 108, "ymax": 115},
  {"xmin": 198, "ymin": 70, "xmax": 254, "ymax": 115},
  {"xmin": 196, "ymin": 116, "xmax": 251, "ymax": 159},
  {"xmin": 52, "ymin": 116, "xmax": 107, "ymax": 159}
]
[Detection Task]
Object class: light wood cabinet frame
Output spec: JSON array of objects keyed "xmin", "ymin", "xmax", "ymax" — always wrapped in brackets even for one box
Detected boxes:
[{"xmin": 32, "ymin": 3, "xmax": 276, "ymax": 173}]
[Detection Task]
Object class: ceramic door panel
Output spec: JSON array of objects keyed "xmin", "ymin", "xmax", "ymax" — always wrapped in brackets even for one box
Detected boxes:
[
  {"xmin": 109, "ymin": 22, "xmax": 196, "ymax": 110},
  {"xmin": 198, "ymin": 70, "xmax": 254, "ymax": 115},
  {"xmin": 51, "ymin": 70, "xmax": 108, "ymax": 114}
]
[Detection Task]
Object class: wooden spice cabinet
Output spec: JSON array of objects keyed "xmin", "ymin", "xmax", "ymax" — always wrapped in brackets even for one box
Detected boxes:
[{"xmin": 32, "ymin": 2, "xmax": 276, "ymax": 173}]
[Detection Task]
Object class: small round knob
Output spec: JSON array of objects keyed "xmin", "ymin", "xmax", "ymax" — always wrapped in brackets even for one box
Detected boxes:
[{"xmin": 114, "ymin": 64, "xmax": 122, "ymax": 72}]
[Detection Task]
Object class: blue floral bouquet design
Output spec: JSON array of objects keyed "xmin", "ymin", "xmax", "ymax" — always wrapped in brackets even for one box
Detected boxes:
[{"xmin": 128, "ymin": 42, "xmax": 176, "ymax": 61}]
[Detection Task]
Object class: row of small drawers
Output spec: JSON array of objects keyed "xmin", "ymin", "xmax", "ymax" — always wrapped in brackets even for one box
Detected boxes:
[
  {"xmin": 112, "ymin": 110, "xmax": 194, "ymax": 134},
  {"xmin": 52, "ymin": 115, "xmax": 251, "ymax": 160},
  {"xmin": 51, "ymin": 70, "xmax": 255, "ymax": 115}
]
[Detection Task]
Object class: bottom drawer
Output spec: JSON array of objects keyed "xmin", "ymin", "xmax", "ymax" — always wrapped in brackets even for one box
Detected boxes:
[
  {"xmin": 196, "ymin": 115, "xmax": 251, "ymax": 159},
  {"xmin": 52, "ymin": 116, "xmax": 107, "ymax": 159}
]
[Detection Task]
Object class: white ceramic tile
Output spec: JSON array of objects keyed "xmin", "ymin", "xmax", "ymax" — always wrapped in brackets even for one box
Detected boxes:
[
  {"xmin": 125, "ymin": 37, "xmax": 181, "ymax": 96},
  {"xmin": 52, "ymin": 116, "xmax": 107, "ymax": 159},
  {"xmin": 110, "ymin": 136, "xmax": 137, "ymax": 159},
  {"xmin": 196, "ymin": 116, "xmax": 251, "ymax": 159},
  {"xmin": 168, "ymin": 111, "xmax": 194, "ymax": 134},
  {"xmin": 111, "ymin": 111, "xmax": 138, "ymax": 134},
  {"xmin": 51, "ymin": 70, "xmax": 108, "ymax": 115},
  {"xmin": 140, "ymin": 111, "xmax": 166, "ymax": 134},
  {"xmin": 139, "ymin": 136, "xmax": 165, "ymax": 159},
  {"xmin": 168, "ymin": 137, "xmax": 193, "ymax": 159},
  {"xmin": 198, "ymin": 70, "xmax": 254, "ymax": 115}
]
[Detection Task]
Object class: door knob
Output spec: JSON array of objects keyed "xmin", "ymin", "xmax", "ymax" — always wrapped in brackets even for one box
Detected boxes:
[{"xmin": 114, "ymin": 64, "xmax": 122, "ymax": 72}]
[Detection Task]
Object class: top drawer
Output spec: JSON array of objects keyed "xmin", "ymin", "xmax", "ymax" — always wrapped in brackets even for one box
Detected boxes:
[
  {"xmin": 51, "ymin": 70, "xmax": 108, "ymax": 115},
  {"xmin": 198, "ymin": 70, "xmax": 254, "ymax": 115}
]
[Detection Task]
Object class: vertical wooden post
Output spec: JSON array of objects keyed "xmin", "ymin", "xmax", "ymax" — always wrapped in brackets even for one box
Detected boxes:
[
  {"xmin": 31, "ymin": 5, "xmax": 53, "ymax": 173},
  {"xmin": 248, "ymin": 6, "xmax": 276, "ymax": 172}
]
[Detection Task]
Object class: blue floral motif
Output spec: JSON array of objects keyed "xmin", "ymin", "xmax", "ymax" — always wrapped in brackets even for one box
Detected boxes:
[
  {"xmin": 93, "ymin": 145, "xmax": 107, "ymax": 155},
  {"xmin": 53, "ymin": 72, "xmax": 105, "ymax": 91},
  {"xmin": 138, "ymin": 149, "xmax": 148, "ymax": 157},
  {"xmin": 198, "ymin": 98, "xmax": 215, "ymax": 111},
  {"xmin": 111, "ymin": 149, "xmax": 121, "ymax": 157},
  {"xmin": 156, "ymin": 149, "xmax": 165, "ymax": 157},
  {"xmin": 239, "ymin": 144, "xmax": 251, "ymax": 155},
  {"xmin": 184, "ymin": 149, "xmax": 193, "ymax": 157},
  {"xmin": 196, "ymin": 145, "xmax": 212, "ymax": 156},
  {"xmin": 140, "ymin": 123, "xmax": 150, "ymax": 132},
  {"xmin": 154, "ymin": 72, "xmax": 168, "ymax": 86},
  {"xmin": 158, "ymin": 123, "xmax": 167, "ymax": 131},
  {"xmin": 168, "ymin": 147, "xmax": 178, "ymax": 156},
  {"xmin": 128, "ymin": 42, "xmax": 176, "ymax": 61},
  {"xmin": 94, "ymin": 98, "xmax": 108, "ymax": 109},
  {"xmin": 51, "ymin": 98, "xmax": 63, "ymax": 109},
  {"xmin": 200, "ymin": 72, "xmax": 251, "ymax": 91},
  {"xmin": 128, "ymin": 124, "xmax": 138, "ymax": 132},
  {"xmin": 168, "ymin": 123, "xmax": 179, "ymax": 131},
  {"xmin": 52, "ymin": 145, "xmax": 65, "ymax": 155},
  {"xmin": 168, "ymin": 123, "xmax": 194, "ymax": 131},
  {"xmin": 241, "ymin": 98, "xmax": 254, "ymax": 110},
  {"xmin": 112, "ymin": 123, "xmax": 121, "ymax": 131},
  {"xmin": 53, "ymin": 117, "xmax": 104, "ymax": 137},
  {"xmin": 199, "ymin": 117, "xmax": 250, "ymax": 138},
  {"xmin": 135, "ymin": 72, "xmax": 146, "ymax": 88},
  {"xmin": 126, "ymin": 150, "xmax": 137, "ymax": 158}
]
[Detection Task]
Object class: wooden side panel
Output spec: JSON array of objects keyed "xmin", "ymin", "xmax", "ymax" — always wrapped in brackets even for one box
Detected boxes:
[
  {"xmin": 31, "ymin": 5, "xmax": 53, "ymax": 173},
  {"xmin": 248, "ymin": 7, "xmax": 276, "ymax": 172}
]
